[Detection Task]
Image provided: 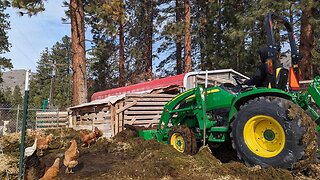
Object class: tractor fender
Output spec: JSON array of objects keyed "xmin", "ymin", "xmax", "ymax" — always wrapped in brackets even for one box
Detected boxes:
[{"xmin": 228, "ymin": 88, "xmax": 293, "ymax": 122}]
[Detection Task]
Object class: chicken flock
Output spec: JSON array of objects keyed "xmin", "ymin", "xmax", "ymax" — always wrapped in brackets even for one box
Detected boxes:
[{"xmin": 24, "ymin": 127, "xmax": 103, "ymax": 179}]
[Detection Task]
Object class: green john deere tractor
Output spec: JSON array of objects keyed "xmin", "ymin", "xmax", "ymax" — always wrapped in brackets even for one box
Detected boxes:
[{"xmin": 134, "ymin": 13, "xmax": 320, "ymax": 169}]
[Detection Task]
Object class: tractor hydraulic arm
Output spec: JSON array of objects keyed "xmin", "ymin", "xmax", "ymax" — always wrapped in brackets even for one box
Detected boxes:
[
  {"xmin": 293, "ymin": 76, "xmax": 320, "ymax": 131},
  {"xmin": 155, "ymin": 86, "xmax": 205, "ymax": 141},
  {"xmin": 307, "ymin": 76, "xmax": 320, "ymax": 126},
  {"xmin": 308, "ymin": 76, "xmax": 320, "ymax": 107}
]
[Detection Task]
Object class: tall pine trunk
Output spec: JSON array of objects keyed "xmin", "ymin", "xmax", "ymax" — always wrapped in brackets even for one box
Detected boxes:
[
  {"xmin": 184, "ymin": 0, "xmax": 192, "ymax": 72},
  {"xmin": 148, "ymin": 0, "xmax": 153, "ymax": 80},
  {"xmin": 204, "ymin": 1, "xmax": 215, "ymax": 69},
  {"xmin": 70, "ymin": 0, "xmax": 87, "ymax": 105},
  {"xmin": 176, "ymin": 0, "xmax": 182, "ymax": 74},
  {"xmin": 144, "ymin": 0, "xmax": 153, "ymax": 80},
  {"xmin": 119, "ymin": 1, "xmax": 125, "ymax": 87},
  {"xmin": 299, "ymin": 5, "xmax": 314, "ymax": 80}
]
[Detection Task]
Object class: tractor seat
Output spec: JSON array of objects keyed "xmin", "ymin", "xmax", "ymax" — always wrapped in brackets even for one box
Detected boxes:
[
  {"xmin": 220, "ymin": 83, "xmax": 238, "ymax": 94},
  {"xmin": 276, "ymin": 68, "xmax": 289, "ymax": 91}
]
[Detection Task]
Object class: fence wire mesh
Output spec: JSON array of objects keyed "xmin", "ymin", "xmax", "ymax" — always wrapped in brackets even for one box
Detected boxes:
[{"xmin": 0, "ymin": 103, "xmax": 60, "ymax": 135}]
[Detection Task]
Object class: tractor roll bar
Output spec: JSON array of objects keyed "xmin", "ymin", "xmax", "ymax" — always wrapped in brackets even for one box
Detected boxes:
[{"xmin": 265, "ymin": 12, "xmax": 301, "ymax": 77}]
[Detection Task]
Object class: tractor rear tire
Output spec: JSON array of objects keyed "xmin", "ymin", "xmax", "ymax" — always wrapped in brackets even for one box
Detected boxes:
[
  {"xmin": 168, "ymin": 126, "xmax": 197, "ymax": 155},
  {"xmin": 231, "ymin": 97, "xmax": 318, "ymax": 169}
]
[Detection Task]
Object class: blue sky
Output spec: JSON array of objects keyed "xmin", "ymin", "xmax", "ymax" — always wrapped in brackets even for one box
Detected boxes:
[
  {"xmin": 3, "ymin": 0, "xmax": 69, "ymax": 72},
  {"xmin": 2, "ymin": 1, "xmax": 165, "ymax": 74}
]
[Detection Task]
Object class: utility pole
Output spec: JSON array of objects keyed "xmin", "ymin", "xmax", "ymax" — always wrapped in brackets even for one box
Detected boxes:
[
  {"xmin": 48, "ymin": 63, "xmax": 55, "ymax": 108},
  {"xmin": 44, "ymin": 60, "xmax": 66, "ymax": 108}
]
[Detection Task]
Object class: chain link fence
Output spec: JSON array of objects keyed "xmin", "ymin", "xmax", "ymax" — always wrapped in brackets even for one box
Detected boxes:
[{"xmin": 0, "ymin": 103, "xmax": 60, "ymax": 135}]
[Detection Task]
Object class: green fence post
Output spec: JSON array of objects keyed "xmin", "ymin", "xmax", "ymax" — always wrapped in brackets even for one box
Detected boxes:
[{"xmin": 18, "ymin": 70, "xmax": 31, "ymax": 180}]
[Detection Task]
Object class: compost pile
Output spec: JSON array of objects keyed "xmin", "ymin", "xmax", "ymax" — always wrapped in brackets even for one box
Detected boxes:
[{"xmin": 0, "ymin": 128, "xmax": 319, "ymax": 180}]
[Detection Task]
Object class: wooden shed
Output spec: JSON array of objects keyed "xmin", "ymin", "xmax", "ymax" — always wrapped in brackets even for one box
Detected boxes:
[{"xmin": 69, "ymin": 69, "xmax": 248, "ymax": 137}]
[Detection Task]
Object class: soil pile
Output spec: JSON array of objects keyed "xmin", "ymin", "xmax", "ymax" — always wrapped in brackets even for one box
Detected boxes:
[{"xmin": 0, "ymin": 128, "xmax": 319, "ymax": 179}]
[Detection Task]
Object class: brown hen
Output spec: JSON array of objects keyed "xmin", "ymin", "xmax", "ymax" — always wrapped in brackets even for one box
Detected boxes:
[
  {"xmin": 39, "ymin": 158, "xmax": 60, "ymax": 180},
  {"xmin": 64, "ymin": 139, "xmax": 79, "ymax": 173},
  {"xmin": 80, "ymin": 130, "xmax": 96, "ymax": 148},
  {"xmin": 94, "ymin": 127, "xmax": 103, "ymax": 139},
  {"xmin": 37, "ymin": 134, "xmax": 53, "ymax": 156}
]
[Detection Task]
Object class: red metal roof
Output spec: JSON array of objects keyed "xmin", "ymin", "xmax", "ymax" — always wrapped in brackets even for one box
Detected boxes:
[{"xmin": 91, "ymin": 73, "xmax": 186, "ymax": 101}]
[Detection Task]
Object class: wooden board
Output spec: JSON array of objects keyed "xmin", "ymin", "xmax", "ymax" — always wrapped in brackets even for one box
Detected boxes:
[
  {"xmin": 119, "ymin": 101, "xmax": 124, "ymax": 131},
  {"xmin": 36, "ymin": 122, "xmax": 68, "ymax": 126},
  {"xmin": 116, "ymin": 101, "xmax": 137, "ymax": 113},
  {"xmin": 111, "ymin": 104, "xmax": 115, "ymax": 136},
  {"xmin": 124, "ymin": 115, "xmax": 162, "ymax": 120},
  {"xmin": 125, "ymin": 97, "xmax": 173, "ymax": 102},
  {"xmin": 134, "ymin": 102, "xmax": 168, "ymax": 106},
  {"xmin": 36, "ymin": 112, "xmax": 68, "ymax": 116},
  {"xmin": 93, "ymin": 120, "xmax": 110, "ymax": 124},
  {"xmin": 124, "ymin": 110, "xmax": 163, "ymax": 115},
  {"xmin": 36, "ymin": 111, "xmax": 69, "ymax": 129},
  {"xmin": 36, "ymin": 118, "xmax": 68, "ymax": 121},
  {"xmin": 121, "ymin": 93, "xmax": 177, "ymax": 131},
  {"xmin": 128, "ymin": 106, "xmax": 164, "ymax": 111},
  {"xmin": 115, "ymin": 103, "xmax": 119, "ymax": 134},
  {"xmin": 126, "ymin": 94, "xmax": 176, "ymax": 98},
  {"xmin": 125, "ymin": 119, "xmax": 159, "ymax": 125}
]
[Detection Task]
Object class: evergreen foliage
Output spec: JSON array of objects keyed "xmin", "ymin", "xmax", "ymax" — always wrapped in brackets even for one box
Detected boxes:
[
  {"xmin": 2, "ymin": 85, "xmax": 23, "ymax": 106},
  {"xmin": 7, "ymin": 0, "xmax": 320, "ymax": 104},
  {"xmin": 28, "ymin": 36, "xmax": 72, "ymax": 109},
  {"xmin": 0, "ymin": 1, "xmax": 12, "ymax": 103}
]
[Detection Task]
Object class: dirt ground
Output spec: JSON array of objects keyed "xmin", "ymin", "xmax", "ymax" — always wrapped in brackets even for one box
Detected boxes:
[{"xmin": 0, "ymin": 128, "xmax": 319, "ymax": 180}]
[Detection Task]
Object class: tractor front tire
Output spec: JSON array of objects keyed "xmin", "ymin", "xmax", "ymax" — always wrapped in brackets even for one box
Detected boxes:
[
  {"xmin": 231, "ymin": 97, "xmax": 317, "ymax": 169},
  {"xmin": 168, "ymin": 126, "xmax": 197, "ymax": 155}
]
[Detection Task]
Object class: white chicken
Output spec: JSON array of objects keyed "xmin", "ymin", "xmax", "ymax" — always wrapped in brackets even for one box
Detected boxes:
[{"xmin": 24, "ymin": 138, "xmax": 37, "ymax": 157}]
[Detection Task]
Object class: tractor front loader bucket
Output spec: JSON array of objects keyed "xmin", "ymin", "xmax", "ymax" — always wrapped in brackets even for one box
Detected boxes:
[{"xmin": 124, "ymin": 124, "xmax": 158, "ymax": 141}]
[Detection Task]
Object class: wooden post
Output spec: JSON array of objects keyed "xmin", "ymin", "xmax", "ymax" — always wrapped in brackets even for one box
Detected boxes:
[
  {"xmin": 119, "ymin": 101, "xmax": 124, "ymax": 131},
  {"xmin": 115, "ymin": 103, "xmax": 119, "ymax": 134},
  {"xmin": 111, "ymin": 104, "xmax": 115, "ymax": 136}
]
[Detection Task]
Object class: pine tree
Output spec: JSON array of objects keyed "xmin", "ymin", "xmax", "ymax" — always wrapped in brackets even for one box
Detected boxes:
[
  {"xmin": 119, "ymin": 0, "xmax": 125, "ymax": 87},
  {"xmin": 311, "ymin": 7, "xmax": 320, "ymax": 76},
  {"xmin": 28, "ymin": 48, "xmax": 52, "ymax": 108},
  {"xmin": 0, "ymin": 0, "xmax": 12, "ymax": 79},
  {"xmin": 70, "ymin": 0, "xmax": 87, "ymax": 105},
  {"xmin": 87, "ymin": 41, "xmax": 118, "ymax": 95},
  {"xmin": 28, "ymin": 37, "xmax": 73, "ymax": 109},
  {"xmin": 299, "ymin": 0, "xmax": 318, "ymax": 79},
  {"xmin": 49, "ymin": 36, "xmax": 73, "ymax": 108},
  {"xmin": 3, "ymin": 87, "xmax": 12, "ymax": 103},
  {"xmin": 11, "ymin": 85, "xmax": 23, "ymax": 106},
  {"xmin": 183, "ymin": 0, "xmax": 192, "ymax": 72},
  {"xmin": 11, "ymin": 0, "xmax": 87, "ymax": 105},
  {"xmin": 154, "ymin": 0, "xmax": 179, "ymax": 76},
  {"xmin": 143, "ymin": 0, "xmax": 154, "ymax": 80},
  {"xmin": 85, "ymin": 0, "xmax": 123, "ymax": 92},
  {"xmin": 2, "ymin": 85, "xmax": 22, "ymax": 106},
  {"xmin": 175, "ymin": 0, "xmax": 183, "ymax": 74},
  {"xmin": 0, "ymin": 1, "xmax": 12, "ymax": 103},
  {"xmin": 155, "ymin": 0, "xmax": 185, "ymax": 76}
]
